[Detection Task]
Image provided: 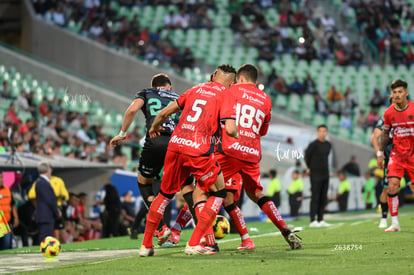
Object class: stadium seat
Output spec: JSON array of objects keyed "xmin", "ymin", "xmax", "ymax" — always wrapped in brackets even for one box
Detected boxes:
[{"xmin": 275, "ymin": 94, "xmax": 288, "ymax": 109}]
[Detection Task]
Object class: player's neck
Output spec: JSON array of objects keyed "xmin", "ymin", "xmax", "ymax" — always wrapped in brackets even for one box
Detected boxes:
[{"xmin": 395, "ymin": 101, "xmax": 408, "ymax": 111}]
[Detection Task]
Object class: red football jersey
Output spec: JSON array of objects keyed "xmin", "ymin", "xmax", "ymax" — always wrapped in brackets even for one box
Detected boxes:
[
  {"xmin": 168, "ymin": 82, "xmax": 236, "ymax": 157},
  {"xmin": 218, "ymin": 83, "xmax": 272, "ymax": 163},
  {"xmin": 383, "ymin": 101, "xmax": 414, "ymax": 161}
]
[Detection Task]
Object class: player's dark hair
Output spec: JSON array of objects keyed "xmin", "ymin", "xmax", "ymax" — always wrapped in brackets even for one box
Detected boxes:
[
  {"xmin": 151, "ymin": 73, "xmax": 171, "ymax": 88},
  {"xmin": 390, "ymin": 79, "xmax": 407, "ymax": 90},
  {"xmin": 237, "ymin": 64, "xmax": 258, "ymax": 82},
  {"xmin": 269, "ymin": 169, "xmax": 277, "ymax": 177},
  {"xmin": 317, "ymin": 124, "xmax": 328, "ymax": 130},
  {"xmin": 216, "ymin": 64, "xmax": 236, "ymax": 75}
]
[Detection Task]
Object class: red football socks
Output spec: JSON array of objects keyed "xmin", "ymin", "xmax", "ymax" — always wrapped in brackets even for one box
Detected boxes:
[
  {"xmin": 142, "ymin": 194, "xmax": 172, "ymax": 249},
  {"xmin": 189, "ymin": 196, "xmax": 223, "ymax": 247},
  {"xmin": 388, "ymin": 194, "xmax": 399, "ymax": 217},
  {"xmin": 261, "ymin": 201, "xmax": 289, "ymax": 234},
  {"xmin": 173, "ymin": 203, "xmax": 193, "ymax": 231},
  {"xmin": 228, "ymin": 206, "xmax": 249, "ymax": 240},
  {"xmin": 194, "ymin": 201, "xmax": 216, "ymax": 247}
]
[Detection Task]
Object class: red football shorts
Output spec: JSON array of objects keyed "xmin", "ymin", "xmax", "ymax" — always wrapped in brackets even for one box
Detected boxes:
[
  {"xmin": 161, "ymin": 150, "xmax": 221, "ymax": 195},
  {"xmin": 214, "ymin": 153, "xmax": 262, "ymax": 195},
  {"xmin": 225, "ymin": 173, "xmax": 243, "ymax": 203},
  {"xmin": 387, "ymin": 152, "xmax": 414, "ymax": 181}
]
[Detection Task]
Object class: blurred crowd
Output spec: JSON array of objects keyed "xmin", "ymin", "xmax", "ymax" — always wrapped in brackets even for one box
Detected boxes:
[
  {"xmin": 266, "ymin": 70, "xmax": 391, "ymax": 133},
  {"xmin": 0, "ymin": 81, "xmax": 141, "ymax": 168},
  {"xmin": 31, "ymin": 0, "xmax": 372, "ymax": 71},
  {"xmin": 350, "ymin": 0, "xmax": 414, "ymax": 67}
]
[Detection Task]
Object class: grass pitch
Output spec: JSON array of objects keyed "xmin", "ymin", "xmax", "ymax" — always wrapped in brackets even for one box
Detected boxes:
[{"xmin": 1, "ymin": 206, "xmax": 414, "ymax": 274}]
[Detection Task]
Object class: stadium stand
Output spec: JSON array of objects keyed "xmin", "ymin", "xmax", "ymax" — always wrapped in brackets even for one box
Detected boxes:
[
  {"xmin": 29, "ymin": 0, "xmax": 414, "ymax": 146},
  {"xmin": 0, "ymin": 63, "xmax": 143, "ymax": 170}
]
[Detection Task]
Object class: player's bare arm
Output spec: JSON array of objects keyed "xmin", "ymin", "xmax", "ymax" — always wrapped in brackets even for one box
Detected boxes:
[
  {"xmin": 377, "ymin": 129, "xmax": 390, "ymax": 169},
  {"xmin": 149, "ymin": 101, "xmax": 180, "ymax": 138},
  {"xmin": 110, "ymin": 98, "xmax": 144, "ymax": 147},
  {"xmin": 224, "ymin": 119, "xmax": 239, "ymax": 138},
  {"xmin": 371, "ymin": 128, "xmax": 382, "ymax": 152}
]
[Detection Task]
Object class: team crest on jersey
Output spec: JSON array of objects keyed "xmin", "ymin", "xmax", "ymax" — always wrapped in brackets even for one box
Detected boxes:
[{"xmin": 409, "ymin": 115, "xmax": 413, "ymax": 120}]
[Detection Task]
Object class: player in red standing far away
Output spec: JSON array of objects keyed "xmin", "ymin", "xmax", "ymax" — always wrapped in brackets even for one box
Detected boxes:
[
  {"xmin": 138, "ymin": 64, "xmax": 239, "ymax": 256},
  {"xmin": 215, "ymin": 64, "xmax": 302, "ymax": 250},
  {"xmin": 377, "ymin": 79, "xmax": 414, "ymax": 232}
]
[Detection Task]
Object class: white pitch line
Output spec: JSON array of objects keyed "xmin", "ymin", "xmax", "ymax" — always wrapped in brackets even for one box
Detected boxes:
[
  {"xmin": 326, "ymin": 223, "xmax": 344, "ymax": 230},
  {"xmin": 350, "ymin": 219, "xmax": 373, "ymax": 226}
]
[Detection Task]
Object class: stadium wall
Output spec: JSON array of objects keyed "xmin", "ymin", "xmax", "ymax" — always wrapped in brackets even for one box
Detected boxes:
[
  {"xmin": 21, "ymin": 0, "xmax": 193, "ymax": 97},
  {"xmin": 272, "ymin": 115, "xmax": 374, "ymax": 172}
]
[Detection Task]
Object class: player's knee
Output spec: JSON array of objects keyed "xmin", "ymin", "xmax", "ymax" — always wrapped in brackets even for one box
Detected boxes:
[
  {"xmin": 224, "ymin": 202, "xmax": 237, "ymax": 213},
  {"xmin": 223, "ymin": 191, "xmax": 234, "ymax": 207},
  {"xmin": 210, "ymin": 188, "xmax": 226, "ymax": 199},
  {"xmin": 257, "ymin": 196, "xmax": 271, "ymax": 208},
  {"xmin": 159, "ymin": 190, "xmax": 175, "ymax": 200}
]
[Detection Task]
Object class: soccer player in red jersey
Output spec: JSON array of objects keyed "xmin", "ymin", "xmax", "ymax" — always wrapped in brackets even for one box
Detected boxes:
[
  {"xmin": 377, "ymin": 79, "xmax": 414, "ymax": 232},
  {"xmin": 139, "ymin": 64, "xmax": 239, "ymax": 256},
  {"xmin": 215, "ymin": 64, "xmax": 302, "ymax": 250}
]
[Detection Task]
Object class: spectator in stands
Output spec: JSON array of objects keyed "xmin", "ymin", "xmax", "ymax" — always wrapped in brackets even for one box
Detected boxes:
[
  {"xmin": 327, "ymin": 91, "xmax": 343, "ymax": 116},
  {"xmin": 7, "ymin": 103, "xmax": 22, "ymax": 125},
  {"xmin": 0, "ymin": 172, "xmax": 19, "ymax": 250},
  {"xmin": 191, "ymin": 6, "xmax": 213, "ymax": 29},
  {"xmin": 391, "ymin": 42, "xmax": 407, "ymax": 68},
  {"xmin": 335, "ymin": 45, "xmax": 349, "ymax": 66},
  {"xmin": 163, "ymin": 10, "xmax": 176, "ymax": 29},
  {"xmin": 295, "ymin": 43, "xmax": 307, "ymax": 60},
  {"xmin": 303, "ymin": 73, "xmax": 317, "ymax": 94},
  {"xmin": 266, "ymin": 68, "xmax": 278, "ymax": 89},
  {"xmin": 89, "ymin": 20, "xmax": 103, "ymax": 38},
  {"xmin": 289, "ymin": 76, "xmax": 305, "ymax": 95},
  {"xmin": 174, "ymin": 10, "xmax": 190, "ymax": 30},
  {"xmin": 343, "ymin": 86, "xmax": 357, "ymax": 114},
  {"xmin": 342, "ymin": 155, "xmax": 361, "ymax": 177},
  {"xmin": 230, "ymin": 11, "xmax": 244, "ymax": 33},
  {"xmin": 180, "ymin": 47, "xmax": 195, "ymax": 69},
  {"xmin": 274, "ymin": 34, "xmax": 289, "ymax": 55},
  {"xmin": 16, "ymin": 90, "xmax": 31, "ymax": 113},
  {"xmin": 406, "ymin": 46, "xmax": 414, "ymax": 68},
  {"xmin": 327, "ymin": 85, "xmax": 342, "ymax": 102},
  {"xmin": 314, "ymin": 94, "xmax": 329, "ymax": 116},
  {"xmin": 320, "ymin": 13, "xmax": 336, "ymax": 32},
  {"xmin": 367, "ymin": 108, "xmax": 379, "ymax": 127},
  {"xmin": 369, "ymin": 88, "xmax": 385, "ymax": 109},
  {"xmin": 340, "ymin": 113, "xmax": 353, "ymax": 130},
  {"xmin": 349, "ymin": 43, "xmax": 364, "ymax": 68},
  {"xmin": 335, "ymin": 170, "xmax": 350, "ymax": 212},
  {"xmin": 273, "ymin": 76, "xmax": 289, "ymax": 95},
  {"xmin": 0, "ymin": 81, "xmax": 10, "ymax": 98},
  {"xmin": 42, "ymin": 121, "xmax": 63, "ymax": 143},
  {"xmin": 339, "ymin": 0, "xmax": 351, "ymax": 29},
  {"xmin": 258, "ymin": 39, "xmax": 275, "ymax": 62}
]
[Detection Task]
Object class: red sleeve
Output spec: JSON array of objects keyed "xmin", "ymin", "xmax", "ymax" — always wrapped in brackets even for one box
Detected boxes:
[
  {"xmin": 383, "ymin": 108, "xmax": 391, "ymax": 131},
  {"xmin": 220, "ymin": 89, "xmax": 236, "ymax": 121},
  {"xmin": 176, "ymin": 88, "xmax": 191, "ymax": 110},
  {"xmin": 260, "ymin": 111, "xmax": 271, "ymax": 136}
]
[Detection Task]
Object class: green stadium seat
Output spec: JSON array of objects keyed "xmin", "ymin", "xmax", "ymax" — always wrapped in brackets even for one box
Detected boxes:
[
  {"xmin": 338, "ymin": 127, "xmax": 351, "ymax": 139},
  {"xmin": 275, "ymin": 94, "xmax": 288, "ymax": 109},
  {"xmin": 312, "ymin": 113, "xmax": 326, "ymax": 127}
]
